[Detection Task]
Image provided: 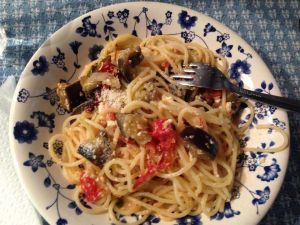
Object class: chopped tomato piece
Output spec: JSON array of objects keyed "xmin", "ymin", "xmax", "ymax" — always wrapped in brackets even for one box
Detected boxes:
[
  {"xmin": 98, "ymin": 60, "xmax": 116, "ymax": 73},
  {"xmin": 126, "ymin": 138, "xmax": 137, "ymax": 145},
  {"xmin": 160, "ymin": 61, "xmax": 170, "ymax": 70},
  {"xmin": 133, "ymin": 163, "xmax": 158, "ymax": 189},
  {"xmin": 106, "ymin": 112, "xmax": 116, "ymax": 121},
  {"xmin": 85, "ymin": 100, "xmax": 99, "ymax": 113},
  {"xmin": 158, "ymin": 149, "xmax": 175, "ymax": 170},
  {"xmin": 150, "ymin": 119, "xmax": 177, "ymax": 152},
  {"xmin": 134, "ymin": 119, "xmax": 178, "ymax": 189},
  {"xmin": 207, "ymin": 90, "xmax": 223, "ymax": 98},
  {"xmin": 80, "ymin": 173, "xmax": 103, "ymax": 203},
  {"xmin": 145, "ymin": 140, "xmax": 157, "ymax": 158}
]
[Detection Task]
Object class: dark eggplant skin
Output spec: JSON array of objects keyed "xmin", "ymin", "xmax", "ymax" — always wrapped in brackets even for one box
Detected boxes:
[
  {"xmin": 129, "ymin": 47, "xmax": 144, "ymax": 67},
  {"xmin": 180, "ymin": 126, "xmax": 218, "ymax": 159},
  {"xmin": 57, "ymin": 81, "xmax": 87, "ymax": 112},
  {"xmin": 117, "ymin": 47, "xmax": 144, "ymax": 83},
  {"xmin": 78, "ymin": 129, "xmax": 111, "ymax": 167},
  {"xmin": 71, "ymin": 99, "xmax": 94, "ymax": 115},
  {"xmin": 184, "ymin": 88, "xmax": 200, "ymax": 102},
  {"xmin": 64, "ymin": 81, "xmax": 87, "ymax": 111},
  {"xmin": 115, "ymin": 112, "xmax": 127, "ymax": 136},
  {"xmin": 117, "ymin": 58, "xmax": 133, "ymax": 83},
  {"xmin": 169, "ymin": 83, "xmax": 200, "ymax": 102}
]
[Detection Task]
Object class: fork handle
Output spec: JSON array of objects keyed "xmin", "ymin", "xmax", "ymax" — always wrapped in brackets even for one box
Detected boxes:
[{"xmin": 227, "ymin": 83, "xmax": 300, "ymax": 112}]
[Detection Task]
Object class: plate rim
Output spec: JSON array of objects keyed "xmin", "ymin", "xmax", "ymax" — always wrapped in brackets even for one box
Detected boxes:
[{"xmin": 8, "ymin": 1, "xmax": 290, "ymax": 225}]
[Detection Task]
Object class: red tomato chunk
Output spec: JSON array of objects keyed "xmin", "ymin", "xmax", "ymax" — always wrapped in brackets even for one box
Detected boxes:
[
  {"xmin": 80, "ymin": 173, "xmax": 103, "ymax": 203},
  {"xmin": 160, "ymin": 61, "xmax": 170, "ymax": 70},
  {"xmin": 133, "ymin": 163, "xmax": 157, "ymax": 189},
  {"xmin": 106, "ymin": 112, "xmax": 116, "ymax": 121},
  {"xmin": 150, "ymin": 119, "xmax": 177, "ymax": 153},
  {"xmin": 207, "ymin": 89, "xmax": 222, "ymax": 98},
  {"xmin": 98, "ymin": 60, "xmax": 116, "ymax": 73},
  {"xmin": 133, "ymin": 119, "xmax": 178, "ymax": 189}
]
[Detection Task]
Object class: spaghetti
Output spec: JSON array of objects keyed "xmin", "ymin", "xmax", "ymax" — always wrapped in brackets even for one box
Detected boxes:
[{"xmin": 49, "ymin": 35, "xmax": 288, "ymax": 224}]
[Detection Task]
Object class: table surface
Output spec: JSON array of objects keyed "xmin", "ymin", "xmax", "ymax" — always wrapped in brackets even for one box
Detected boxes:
[{"xmin": 1, "ymin": 0, "xmax": 300, "ymax": 224}]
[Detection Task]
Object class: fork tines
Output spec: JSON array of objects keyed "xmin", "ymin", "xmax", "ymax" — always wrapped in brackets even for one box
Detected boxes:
[
  {"xmin": 170, "ymin": 66, "xmax": 197, "ymax": 80},
  {"xmin": 171, "ymin": 74, "xmax": 194, "ymax": 80}
]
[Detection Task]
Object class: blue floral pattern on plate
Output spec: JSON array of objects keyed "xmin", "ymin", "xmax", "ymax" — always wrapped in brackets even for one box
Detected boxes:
[
  {"xmin": 176, "ymin": 215, "xmax": 202, "ymax": 225},
  {"xmin": 31, "ymin": 56, "xmax": 49, "ymax": 76},
  {"xmin": 23, "ymin": 152, "xmax": 46, "ymax": 172},
  {"xmin": 88, "ymin": 44, "xmax": 103, "ymax": 61},
  {"xmin": 111, "ymin": 214, "xmax": 160, "ymax": 225},
  {"xmin": 178, "ymin": 10, "xmax": 197, "ymax": 30},
  {"xmin": 30, "ymin": 111, "xmax": 55, "ymax": 133},
  {"xmin": 16, "ymin": 40, "xmax": 83, "ymax": 116},
  {"xmin": 230, "ymin": 59, "xmax": 251, "ymax": 80},
  {"xmin": 13, "ymin": 120, "xmax": 38, "ymax": 144},
  {"xmin": 131, "ymin": 7, "xmax": 173, "ymax": 38},
  {"xmin": 76, "ymin": 16, "xmax": 101, "ymax": 38},
  {"xmin": 257, "ymin": 159, "xmax": 281, "ymax": 182},
  {"xmin": 68, "ymin": 201, "xmax": 83, "ymax": 215},
  {"xmin": 147, "ymin": 19, "xmax": 164, "ymax": 36},
  {"xmin": 17, "ymin": 88, "xmax": 30, "ymax": 103},
  {"xmin": 203, "ymin": 23, "xmax": 216, "ymax": 37},
  {"xmin": 22, "ymin": 150, "xmax": 80, "ymax": 225},
  {"xmin": 252, "ymin": 186, "xmax": 271, "ymax": 206},
  {"xmin": 116, "ymin": 9, "xmax": 129, "ymax": 27},
  {"xmin": 43, "ymin": 87, "xmax": 59, "ymax": 106},
  {"xmin": 10, "ymin": 3, "xmax": 289, "ymax": 225},
  {"xmin": 52, "ymin": 48, "xmax": 68, "ymax": 72},
  {"xmin": 69, "ymin": 41, "xmax": 82, "ymax": 55},
  {"xmin": 216, "ymin": 42, "xmax": 233, "ymax": 57},
  {"xmin": 211, "ymin": 202, "xmax": 240, "ymax": 220}
]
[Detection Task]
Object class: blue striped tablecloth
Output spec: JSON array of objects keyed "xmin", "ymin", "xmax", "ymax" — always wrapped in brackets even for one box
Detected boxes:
[{"xmin": 1, "ymin": 0, "xmax": 299, "ymax": 224}]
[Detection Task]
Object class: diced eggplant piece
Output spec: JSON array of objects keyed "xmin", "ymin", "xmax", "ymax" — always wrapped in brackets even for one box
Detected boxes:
[
  {"xmin": 115, "ymin": 112, "xmax": 127, "ymax": 135},
  {"xmin": 184, "ymin": 87, "xmax": 200, "ymax": 102},
  {"xmin": 71, "ymin": 99, "xmax": 94, "ymax": 115},
  {"xmin": 180, "ymin": 126, "xmax": 218, "ymax": 159},
  {"xmin": 169, "ymin": 83, "xmax": 188, "ymax": 99},
  {"xmin": 169, "ymin": 83, "xmax": 199, "ymax": 102},
  {"xmin": 128, "ymin": 47, "xmax": 144, "ymax": 67},
  {"xmin": 117, "ymin": 47, "xmax": 144, "ymax": 83},
  {"xmin": 116, "ymin": 113, "xmax": 151, "ymax": 145},
  {"xmin": 78, "ymin": 129, "xmax": 111, "ymax": 167},
  {"xmin": 117, "ymin": 58, "xmax": 133, "ymax": 83},
  {"xmin": 57, "ymin": 81, "xmax": 87, "ymax": 112}
]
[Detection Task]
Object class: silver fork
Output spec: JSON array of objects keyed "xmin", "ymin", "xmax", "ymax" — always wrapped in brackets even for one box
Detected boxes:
[{"xmin": 171, "ymin": 62, "xmax": 300, "ymax": 112}]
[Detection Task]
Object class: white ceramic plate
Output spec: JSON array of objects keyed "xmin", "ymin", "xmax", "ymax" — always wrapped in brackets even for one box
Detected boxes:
[{"xmin": 9, "ymin": 2, "xmax": 289, "ymax": 225}]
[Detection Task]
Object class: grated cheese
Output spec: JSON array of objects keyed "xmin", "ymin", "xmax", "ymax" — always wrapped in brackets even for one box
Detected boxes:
[{"xmin": 98, "ymin": 88, "xmax": 127, "ymax": 110}]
